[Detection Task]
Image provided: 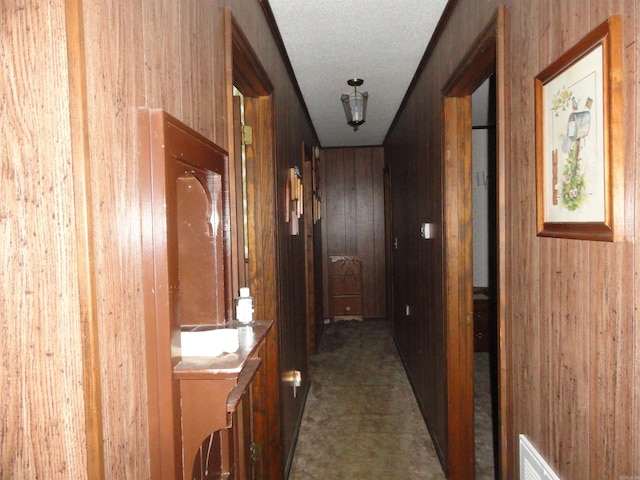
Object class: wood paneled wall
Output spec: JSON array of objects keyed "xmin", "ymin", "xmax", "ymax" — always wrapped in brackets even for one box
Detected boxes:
[
  {"xmin": 3, "ymin": 0, "xmax": 316, "ymax": 478},
  {"xmin": 2, "ymin": 2, "xmax": 88, "ymax": 477},
  {"xmin": 321, "ymin": 147, "xmax": 386, "ymax": 320},
  {"xmin": 387, "ymin": 1, "xmax": 639, "ymax": 479}
]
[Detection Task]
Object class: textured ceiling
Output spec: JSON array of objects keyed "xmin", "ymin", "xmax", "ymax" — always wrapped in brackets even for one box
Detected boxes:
[{"xmin": 267, "ymin": 0, "xmax": 449, "ymax": 147}]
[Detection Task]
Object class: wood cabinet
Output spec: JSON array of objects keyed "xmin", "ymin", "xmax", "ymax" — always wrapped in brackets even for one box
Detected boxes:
[
  {"xmin": 140, "ymin": 110, "xmax": 271, "ymax": 479},
  {"xmin": 329, "ymin": 256, "xmax": 363, "ymax": 321},
  {"xmin": 473, "ymin": 292, "xmax": 494, "ymax": 352},
  {"xmin": 176, "ymin": 321, "xmax": 271, "ymax": 480}
]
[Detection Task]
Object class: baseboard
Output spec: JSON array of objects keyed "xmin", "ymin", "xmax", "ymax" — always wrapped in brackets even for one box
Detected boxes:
[
  {"xmin": 393, "ymin": 335, "xmax": 448, "ymax": 476},
  {"xmin": 325, "ymin": 316, "xmax": 388, "ymax": 325},
  {"xmin": 283, "ymin": 377, "xmax": 311, "ymax": 479}
]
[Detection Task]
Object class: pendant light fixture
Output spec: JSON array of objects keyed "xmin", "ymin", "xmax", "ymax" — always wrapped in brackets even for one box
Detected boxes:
[{"xmin": 341, "ymin": 79, "xmax": 368, "ymax": 131}]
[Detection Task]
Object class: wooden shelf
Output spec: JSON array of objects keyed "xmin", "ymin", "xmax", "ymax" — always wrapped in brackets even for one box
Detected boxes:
[
  {"xmin": 177, "ymin": 321, "xmax": 271, "ymax": 480},
  {"xmin": 174, "ymin": 321, "xmax": 272, "ymax": 378}
]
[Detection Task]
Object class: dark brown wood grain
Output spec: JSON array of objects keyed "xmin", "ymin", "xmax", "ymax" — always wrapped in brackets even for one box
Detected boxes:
[
  {"xmin": 442, "ymin": 94, "xmax": 475, "ymax": 479},
  {"xmin": 388, "ymin": 2, "xmax": 638, "ymax": 479},
  {"xmin": 228, "ymin": 17, "xmax": 286, "ymax": 478},
  {"xmin": 6, "ymin": 1, "xmax": 640, "ymax": 479},
  {"xmin": 321, "ymin": 147, "xmax": 387, "ymax": 320},
  {"xmin": 303, "ymin": 143, "xmax": 317, "ymax": 355}
]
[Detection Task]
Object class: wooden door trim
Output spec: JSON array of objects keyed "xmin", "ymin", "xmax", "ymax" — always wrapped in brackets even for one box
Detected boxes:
[
  {"xmin": 383, "ymin": 164, "xmax": 394, "ymax": 326},
  {"xmin": 442, "ymin": 94, "xmax": 475, "ymax": 479},
  {"xmin": 442, "ymin": 6, "xmax": 508, "ymax": 480},
  {"xmin": 230, "ymin": 17, "xmax": 273, "ymax": 96},
  {"xmin": 302, "ymin": 142, "xmax": 316, "ymax": 357},
  {"xmin": 495, "ymin": 8, "xmax": 511, "ymax": 478},
  {"xmin": 225, "ymin": 10, "xmax": 282, "ymax": 479}
]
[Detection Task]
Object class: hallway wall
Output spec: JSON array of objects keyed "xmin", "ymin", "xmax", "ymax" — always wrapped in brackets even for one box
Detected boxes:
[
  {"xmin": 2, "ymin": 3, "xmax": 87, "ymax": 477},
  {"xmin": 2, "ymin": 0, "xmax": 316, "ymax": 478},
  {"xmin": 321, "ymin": 147, "xmax": 386, "ymax": 320},
  {"xmin": 386, "ymin": 1, "xmax": 638, "ymax": 479}
]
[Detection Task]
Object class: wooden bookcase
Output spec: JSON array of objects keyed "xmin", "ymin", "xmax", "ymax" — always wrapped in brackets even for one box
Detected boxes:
[{"xmin": 473, "ymin": 288, "xmax": 495, "ymax": 352}]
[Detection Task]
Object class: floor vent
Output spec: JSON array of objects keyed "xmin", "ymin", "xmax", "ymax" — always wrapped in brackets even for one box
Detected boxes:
[{"xmin": 519, "ymin": 435, "xmax": 561, "ymax": 480}]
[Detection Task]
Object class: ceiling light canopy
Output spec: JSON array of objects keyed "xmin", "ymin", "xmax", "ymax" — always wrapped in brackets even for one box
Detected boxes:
[{"xmin": 341, "ymin": 79, "xmax": 368, "ymax": 131}]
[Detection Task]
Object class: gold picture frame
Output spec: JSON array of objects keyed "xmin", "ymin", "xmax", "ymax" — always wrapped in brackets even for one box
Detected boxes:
[{"xmin": 535, "ymin": 16, "xmax": 623, "ymax": 241}]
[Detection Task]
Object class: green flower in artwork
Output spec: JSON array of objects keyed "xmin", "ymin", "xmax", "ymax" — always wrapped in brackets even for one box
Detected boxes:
[
  {"xmin": 551, "ymin": 87, "xmax": 572, "ymax": 117},
  {"xmin": 560, "ymin": 145, "xmax": 586, "ymax": 211}
]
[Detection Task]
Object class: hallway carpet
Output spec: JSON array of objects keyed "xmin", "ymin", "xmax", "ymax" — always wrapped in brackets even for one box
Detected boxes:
[
  {"xmin": 289, "ymin": 320, "xmax": 445, "ymax": 479},
  {"xmin": 288, "ymin": 319, "xmax": 496, "ymax": 480}
]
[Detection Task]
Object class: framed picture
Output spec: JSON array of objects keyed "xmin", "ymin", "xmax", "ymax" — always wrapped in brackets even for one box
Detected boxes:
[{"xmin": 535, "ymin": 16, "xmax": 623, "ymax": 241}]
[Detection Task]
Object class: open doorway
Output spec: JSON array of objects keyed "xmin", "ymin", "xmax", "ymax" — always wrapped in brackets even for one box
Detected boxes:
[
  {"xmin": 227, "ymin": 11, "xmax": 282, "ymax": 479},
  {"xmin": 441, "ymin": 7, "xmax": 508, "ymax": 480},
  {"xmin": 471, "ymin": 76, "xmax": 499, "ymax": 479}
]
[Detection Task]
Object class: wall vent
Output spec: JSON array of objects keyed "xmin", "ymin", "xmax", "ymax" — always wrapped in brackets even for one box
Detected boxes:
[{"xmin": 519, "ymin": 435, "xmax": 561, "ymax": 480}]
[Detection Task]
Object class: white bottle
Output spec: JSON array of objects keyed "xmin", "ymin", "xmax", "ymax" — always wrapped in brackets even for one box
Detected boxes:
[{"xmin": 235, "ymin": 287, "xmax": 254, "ymax": 324}]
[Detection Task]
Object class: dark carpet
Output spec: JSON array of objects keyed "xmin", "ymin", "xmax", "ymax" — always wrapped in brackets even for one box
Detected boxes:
[{"xmin": 289, "ymin": 319, "xmax": 497, "ymax": 479}]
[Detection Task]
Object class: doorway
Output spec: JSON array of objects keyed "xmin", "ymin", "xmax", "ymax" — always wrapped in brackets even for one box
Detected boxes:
[
  {"xmin": 471, "ymin": 76, "xmax": 499, "ymax": 478},
  {"xmin": 441, "ymin": 7, "xmax": 508, "ymax": 480},
  {"xmin": 227, "ymin": 10, "xmax": 281, "ymax": 479}
]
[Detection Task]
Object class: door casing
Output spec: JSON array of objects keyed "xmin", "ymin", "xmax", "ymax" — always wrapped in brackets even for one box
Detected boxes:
[{"xmin": 441, "ymin": 6, "xmax": 510, "ymax": 479}]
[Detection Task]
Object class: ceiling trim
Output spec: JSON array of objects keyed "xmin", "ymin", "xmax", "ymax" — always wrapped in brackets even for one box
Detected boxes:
[
  {"xmin": 259, "ymin": 0, "xmax": 320, "ymax": 145},
  {"xmin": 383, "ymin": 0, "xmax": 460, "ymax": 145}
]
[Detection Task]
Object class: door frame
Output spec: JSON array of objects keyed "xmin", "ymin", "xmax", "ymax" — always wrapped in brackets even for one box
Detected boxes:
[
  {"xmin": 225, "ymin": 10, "xmax": 282, "ymax": 479},
  {"xmin": 383, "ymin": 164, "xmax": 394, "ymax": 327},
  {"xmin": 442, "ymin": 6, "xmax": 510, "ymax": 479},
  {"xmin": 302, "ymin": 141, "xmax": 316, "ymax": 358}
]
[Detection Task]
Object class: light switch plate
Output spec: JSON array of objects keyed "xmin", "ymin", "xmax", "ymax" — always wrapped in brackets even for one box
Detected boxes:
[{"xmin": 420, "ymin": 222, "xmax": 434, "ymax": 239}]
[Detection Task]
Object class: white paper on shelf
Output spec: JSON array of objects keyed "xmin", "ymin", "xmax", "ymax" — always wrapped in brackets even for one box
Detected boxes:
[{"xmin": 181, "ymin": 328, "xmax": 239, "ymax": 357}]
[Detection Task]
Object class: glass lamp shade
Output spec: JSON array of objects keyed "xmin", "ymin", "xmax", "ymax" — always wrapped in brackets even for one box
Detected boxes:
[{"xmin": 341, "ymin": 90, "xmax": 368, "ymax": 131}]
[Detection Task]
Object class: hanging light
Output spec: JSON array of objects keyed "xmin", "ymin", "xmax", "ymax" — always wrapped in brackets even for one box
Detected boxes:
[{"xmin": 341, "ymin": 79, "xmax": 368, "ymax": 131}]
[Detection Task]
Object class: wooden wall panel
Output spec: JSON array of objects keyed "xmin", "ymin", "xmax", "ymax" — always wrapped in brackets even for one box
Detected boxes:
[
  {"xmin": 272, "ymin": 139, "xmax": 316, "ymax": 476},
  {"xmin": 7, "ymin": 1, "xmax": 639, "ymax": 478},
  {"xmin": 2, "ymin": 0, "xmax": 315, "ymax": 478},
  {"xmin": 322, "ymin": 147, "xmax": 386, "ymax": 320},
  {"xmin": 503, "ymin": 2, "xmax": 541, "ymax": 473},
  {"xmin": 387, "ymin": 0, "xmax": 639, "ymax": 478},
  {"xmin": 355, "ymin": 148, "xmax": 375, "ymax": 315},
  {"xmin": 370, "ymin": 147, "xmax": 386, "ymax": 319},
  {"xmin": 180, "ymin": 1, "xmax": 223, "ymax": 142},
  {"xmin": 634, "ymin": 4, "xmax": 640, "ymax": 477},
  {"xmin": 1, "ymin": 2, "xmax": 88, "ymax": 477},
  {"xmin": 82, "ymin": 1, "xmax": 149, "ymax": 476},
  {"xmin": 325, "ymin": 148, "xmax": 347, "ymax": 255},
  {"xmin": 142, "ymin": 1, "xmax": 181, "ymax": 115},
  {"xmin": 344, "ymin": 149, "xmax": 358, "ymax": 254},
  {"xmin": 386, "ymin": 57, "xmax": 450, "ymax": 468}
]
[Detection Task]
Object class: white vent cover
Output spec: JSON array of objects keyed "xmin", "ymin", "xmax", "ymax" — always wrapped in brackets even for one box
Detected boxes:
[{"xmin": 519, "ymin": 435, "xmax": 561, "ymax": 480}]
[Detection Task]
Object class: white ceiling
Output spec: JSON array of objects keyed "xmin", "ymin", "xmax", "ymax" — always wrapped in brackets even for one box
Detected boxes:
[{"xmin": 267, "ymin": 0, "xmax": 449, "ymax": 148}]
